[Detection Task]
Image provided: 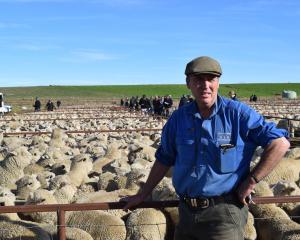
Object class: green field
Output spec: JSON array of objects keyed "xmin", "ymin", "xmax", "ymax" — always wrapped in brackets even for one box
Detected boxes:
[{"xmin": 1, "ymin": 83, "xmax": 299, "ymax": 101}]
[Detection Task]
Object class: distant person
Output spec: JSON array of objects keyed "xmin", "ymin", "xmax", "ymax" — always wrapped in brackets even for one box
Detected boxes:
[
  {"xmin": 56, "ymin": 100, "xmax": 61, "ymax": 109},
  {"xmin": 229, "ymin": 90, "xmax": 238, "ymax": 101},
  {"xmin": 163, "ymin": 95, "xmax": 173, "ymax": 117},
  {"xmin": 178, "ymin": 94, "xmax": 188, "ymax": 108},
  {"xmin": 252, "ymin": 94, "xmax": 257, "ymax": 102},
  {"xmin": 120, "ymin": 98, "xmax": 124, "ymax": 106},
  {"xmin": 124, "ymin": 97, "xmax": 129, "ymax": 107},
  {"xmin": 187, "ymin": 94, "xmax": 194, "ymax": 103},
  {"xmin": 46, "ymin": 99, "xmax": 55, "ymax": 111},
  {"xmin": 33, "ymin": 97, "xmax": 41, "ymax": 112}
]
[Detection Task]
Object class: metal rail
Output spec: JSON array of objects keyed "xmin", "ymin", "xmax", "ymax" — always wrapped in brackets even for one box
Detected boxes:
[
  {"xmin": 1, "ymin": 196, "xmax": 300, "ymax": 240},
  {"xmin": 0, "ymin": 116, "xmax": 159, "ymax": 122},
  {"xmin": 2, "ymin": 128, "xmax": 163, "ymax": 136}
]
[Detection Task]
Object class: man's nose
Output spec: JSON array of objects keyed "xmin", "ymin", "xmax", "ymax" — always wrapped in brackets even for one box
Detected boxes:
[{"xmin": 196, "ymin": 79, "xmax": 210, "ymax": 88}]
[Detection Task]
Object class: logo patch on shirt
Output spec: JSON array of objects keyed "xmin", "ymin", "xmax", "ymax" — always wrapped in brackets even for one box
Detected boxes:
[{"xmin": 217, "ymin": 132, "xmax": 231, "ymax": 144}]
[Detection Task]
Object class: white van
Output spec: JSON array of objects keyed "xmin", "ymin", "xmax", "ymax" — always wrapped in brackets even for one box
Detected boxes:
[{"xmin": 0, "ymin": 93, "xmax": 12, "ymax": 115}]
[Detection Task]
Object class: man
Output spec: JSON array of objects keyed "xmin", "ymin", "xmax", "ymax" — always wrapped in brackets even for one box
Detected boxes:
[
  {"xmin": 33, "ymin": 97, "xmax": 41, "ymax": 112},
  {"xmin": 229, "ymin": 90, "xmax": 238, "ymax": 101},
  {"xmin": 179, "ymin": 94, "xmax": 188, "ymax": 108},
  {"xmin": 122, "ymin": 56, "xmax": 290, "ymax": 239}
]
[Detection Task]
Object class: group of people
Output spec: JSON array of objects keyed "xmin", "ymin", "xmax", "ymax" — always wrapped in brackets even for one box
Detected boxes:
[
  {"xmin": 33, "ymin": 97, "xmax": 62, "ymax": 112},
  {"xmin": 120, "ymin": 94, "xmax": 174, "ymax": 117},
  {"xmin": 121, "ymin": 56, "xmax": 290, "ymax": 240}
]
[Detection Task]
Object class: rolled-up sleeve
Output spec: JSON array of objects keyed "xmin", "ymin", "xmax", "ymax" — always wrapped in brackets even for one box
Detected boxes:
[
  {"xmin": 155, "ymin": 113, "xmax": 177, "ymax": 166},
  {"xmin": 240, "ymin": 107, "xmax": 289, "ymax": 147}
]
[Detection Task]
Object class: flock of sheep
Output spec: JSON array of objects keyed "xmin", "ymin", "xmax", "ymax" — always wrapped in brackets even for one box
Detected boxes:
[{"xmin": 0, "ymin": 101, "xmax": 299, "ymax": 240}]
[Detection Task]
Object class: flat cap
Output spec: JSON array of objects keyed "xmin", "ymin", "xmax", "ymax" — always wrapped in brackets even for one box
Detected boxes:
[{"xmin": 185, "ymin": 56, "xmax": 222, "ymax": 76}]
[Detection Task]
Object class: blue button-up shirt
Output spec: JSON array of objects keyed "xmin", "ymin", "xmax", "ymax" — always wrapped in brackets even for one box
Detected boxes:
[{"xmin": 155, "ymin": 95, "xmax": 288, "ymax": 197}]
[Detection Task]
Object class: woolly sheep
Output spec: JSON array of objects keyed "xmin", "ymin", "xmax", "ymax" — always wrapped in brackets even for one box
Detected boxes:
[
  {"xmin": 2, "ymin": 136, "xmax": 27, "ymax": 151},
  {"xmin": 0, "ymin": 217, "xmax": 51, "ymax": 240},
  {"xmin": 75, "ymin": 189, "xmax": 134, "ymax": 218},
  {"xmin": 244, "ymin": 212, "xmax": 257, "ymax": 240},
  {"xmin": 37, "ymin": 171, "xmax": 56, "ymax": 189},
  {"xmin": 272, "ymin": 181, "xmax": 300, "ymax": 216},
  {"xmin": 92, "ymin": 142, "xmax": 121, "ymax": 173},
  {"xmin": 41, "ymin": 224, "xmax": 93, "ymax": 240},
  {"xmin": 49, "ymin": 128, "xmax": 68, "ymax": 148},
  {"xmin": 68, "ymin": 153, "xmax": 93, "ymax": 187},
  {"xmin": 250, "ymin": 181, "xmax": 300, "ymax": 240},
  {"xmin": 152, "ymin": 177, "xmax": 177, "ymax": 201},
  {"xmin": 24, "ymin": 189, "xmax": 58, "ymax": 224},
  {"xmin": 0, "ymin": 147, "xmax": 32, "ymax": 188},
  {"xmin": 0, "ymin": 186, "xmax": 19, "ymax": 221},
  {"xmin": 16, "ymin": 174, "xmax": 41, "ymax": 199},
  {"xmin": 67, "ymin": 210, "xmax": 127, "ymax": 240},
  {"xmin": 262, "ymin": 159, "xmax": 300, "ymax": 185},
  {"xmin": 126, "ymin": 208, "xmax": 167, "ymax": 240},
  {"xmin": 102, "ymin": 157, "xmax": 131, "ymax": 176}
]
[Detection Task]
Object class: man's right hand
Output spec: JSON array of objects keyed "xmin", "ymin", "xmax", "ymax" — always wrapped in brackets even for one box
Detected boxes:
[{"xmin": 120, "ymin": 193, "xmax": 147, "ymax": 211}]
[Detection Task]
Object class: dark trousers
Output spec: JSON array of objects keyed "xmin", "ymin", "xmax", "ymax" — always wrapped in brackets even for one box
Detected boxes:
[{"xmin": 174, "ymin": 200, "xmax": 248, "ymax": 240}]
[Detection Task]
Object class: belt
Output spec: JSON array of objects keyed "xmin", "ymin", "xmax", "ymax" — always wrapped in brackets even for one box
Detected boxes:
[{"xmin": 181, "ymin": 193, "xmax": 237, "ymax": 209}]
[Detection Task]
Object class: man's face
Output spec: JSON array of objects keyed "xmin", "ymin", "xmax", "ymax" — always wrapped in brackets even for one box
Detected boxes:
[{"xmin": 187, "ymin": 74, "xmax": 219, "ymax": 109}]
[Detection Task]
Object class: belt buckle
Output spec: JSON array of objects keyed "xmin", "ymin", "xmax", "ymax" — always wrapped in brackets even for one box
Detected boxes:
[{"xmin": 197, "ymin": 198, "xmax": 209, "ymax": 208}]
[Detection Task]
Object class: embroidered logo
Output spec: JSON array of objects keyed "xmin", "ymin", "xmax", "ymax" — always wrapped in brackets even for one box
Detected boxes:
[{"xmin": 217, "ymin": 132, "xmax": 231, "ymax": 144}]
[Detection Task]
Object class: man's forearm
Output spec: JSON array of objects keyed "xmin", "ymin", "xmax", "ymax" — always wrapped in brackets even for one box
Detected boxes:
[
  {"xmin": 251, "ymin": 137, "xmax": 290, "ymax": 182},
  {"xmin": 140, "ymin": 160, "xmax": 171, "ymax": 198}
]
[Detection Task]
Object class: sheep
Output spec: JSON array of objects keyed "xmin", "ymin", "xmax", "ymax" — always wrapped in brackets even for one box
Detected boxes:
[
  {"xmin": 16, "ymin": 174, "xmax": 41, "ymax": 200},
  {"xmin": 75, "ymin": 189, "xmax": 134, "ymax": 218},
  {"xmin": 51, "ymin": 161, "xmax": 71, "ymax": 175},
  {"xmin": 102, "ymin": 157, "xmax": 131, "ymax": 176},
  {"xmin": 23, "ymin": 162, "xmax": 46, "ymax": 175},
  {"xmin": 2, "ymin": 136, "xmax": 27, "ymax": 151},
  {"xmin": 92, "ymin": 142, "xmax": 122, "ymax": 173},
  {"xmin": 54, "ymin": 184, "xmax": 77, "ymax": 204},
  {"xmin": 49, "ymin": 128, "xmax": 68, "ymax": 148},
  {"xmin": 41, "ymin": 224, "xmax": 93, "ymax": 240},
  {"xmin": 285, "ymin": 147, "xmax": 300, "ymax": 160},
  {"xmin": 37, "ymin": 171, "xmax": 56, "ymax": 189},
  {"xmin": 66, "ymin": 210, "xmax": 127, "ymax": 240},
  {"xmin": 244, "ymin": 212, "xmax": 257, "ymax": 240},
  {"xmin": 272, "ymin": 181, "xmax": 300, "ymax": 214},
  {"xmin": 126, "ymin": 208, "xmax": 168, "ymax": 240},
  {"xmin": 152, "ymin": 177, "xmax": 177, "ymax": 201},
  {"xmin": 68, "ymin": 153, "xmax": 93, "ymax": 187},
  {"xmin": 0, "ymin": 147, "xmax": 32, "ymax": 188},
  {"xmin": 262, "ymin": 159, "xmax": 300, "ymax": 185},
  {"xmin": 0, "ymin": 217, "xmax": 51, "ymax": 240},
  {"xmin": 0, "ymin": 187, "xmax": 52, "ymax": 239},
  {"xmin": 0, "ymin": 186, "xmax": 19, "ymax": 221},
  {"xmin": 23, "ymin": 189, "xmax": 58, "ymax": 224},
  {"xmin": 250, "ymin": 180, "xmax": 300, "ymax": 240}
]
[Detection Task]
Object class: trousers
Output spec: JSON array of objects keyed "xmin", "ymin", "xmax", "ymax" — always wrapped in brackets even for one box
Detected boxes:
[{"xmin": 174, "ymin": 199, "xmax": 248, "ymax": 240}]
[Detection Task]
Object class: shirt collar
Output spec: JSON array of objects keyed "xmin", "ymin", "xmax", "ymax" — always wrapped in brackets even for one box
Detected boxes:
[{"xmin": 187, "ymin": 95, "xmax": 223, "ymax": 119}]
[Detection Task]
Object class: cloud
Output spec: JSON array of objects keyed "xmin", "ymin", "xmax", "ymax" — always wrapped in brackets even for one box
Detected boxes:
[{"xmin": 61, "ymin": 49, "xmax": 118, "ymax": 62}]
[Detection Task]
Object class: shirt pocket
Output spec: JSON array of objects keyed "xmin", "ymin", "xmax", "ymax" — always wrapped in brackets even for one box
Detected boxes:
[
  {"xmin": 217, "ymin": 145, "xmax": 243, "ymax": 173},
  {"xmin": 175, "ymin": 137, "xmax": 195, "ymax": 165}
]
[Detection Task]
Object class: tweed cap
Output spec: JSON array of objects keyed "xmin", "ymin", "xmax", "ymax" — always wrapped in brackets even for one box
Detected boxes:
[{"xmin": 185, "ymin": 56, "xmax": 222, "ymax": 76}]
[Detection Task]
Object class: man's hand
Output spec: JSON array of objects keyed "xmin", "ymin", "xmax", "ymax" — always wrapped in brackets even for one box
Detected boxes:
[
  {"xmin": 120, "ymin": 193, "xmax": 147, "ymax": 211},
  {"xmin": 236, "ymin": 176, "xmax": 256, "ymax": 205}
]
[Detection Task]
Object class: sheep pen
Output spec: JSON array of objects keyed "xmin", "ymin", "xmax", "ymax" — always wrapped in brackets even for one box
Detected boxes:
[{"xmin": 0, "ymin": 100, "xmax": 299, "ymax": 240}]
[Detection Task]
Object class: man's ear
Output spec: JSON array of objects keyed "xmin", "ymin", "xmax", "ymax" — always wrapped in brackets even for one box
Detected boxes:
[{"xmin": 186, "ymin": 78, "xmax": 191, "ymax": 89}]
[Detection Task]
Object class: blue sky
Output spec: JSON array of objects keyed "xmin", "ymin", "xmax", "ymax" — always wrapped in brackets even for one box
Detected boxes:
[{"xmin": 0, "ymin": 0, "xmax": 299, "ymax": 87}]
